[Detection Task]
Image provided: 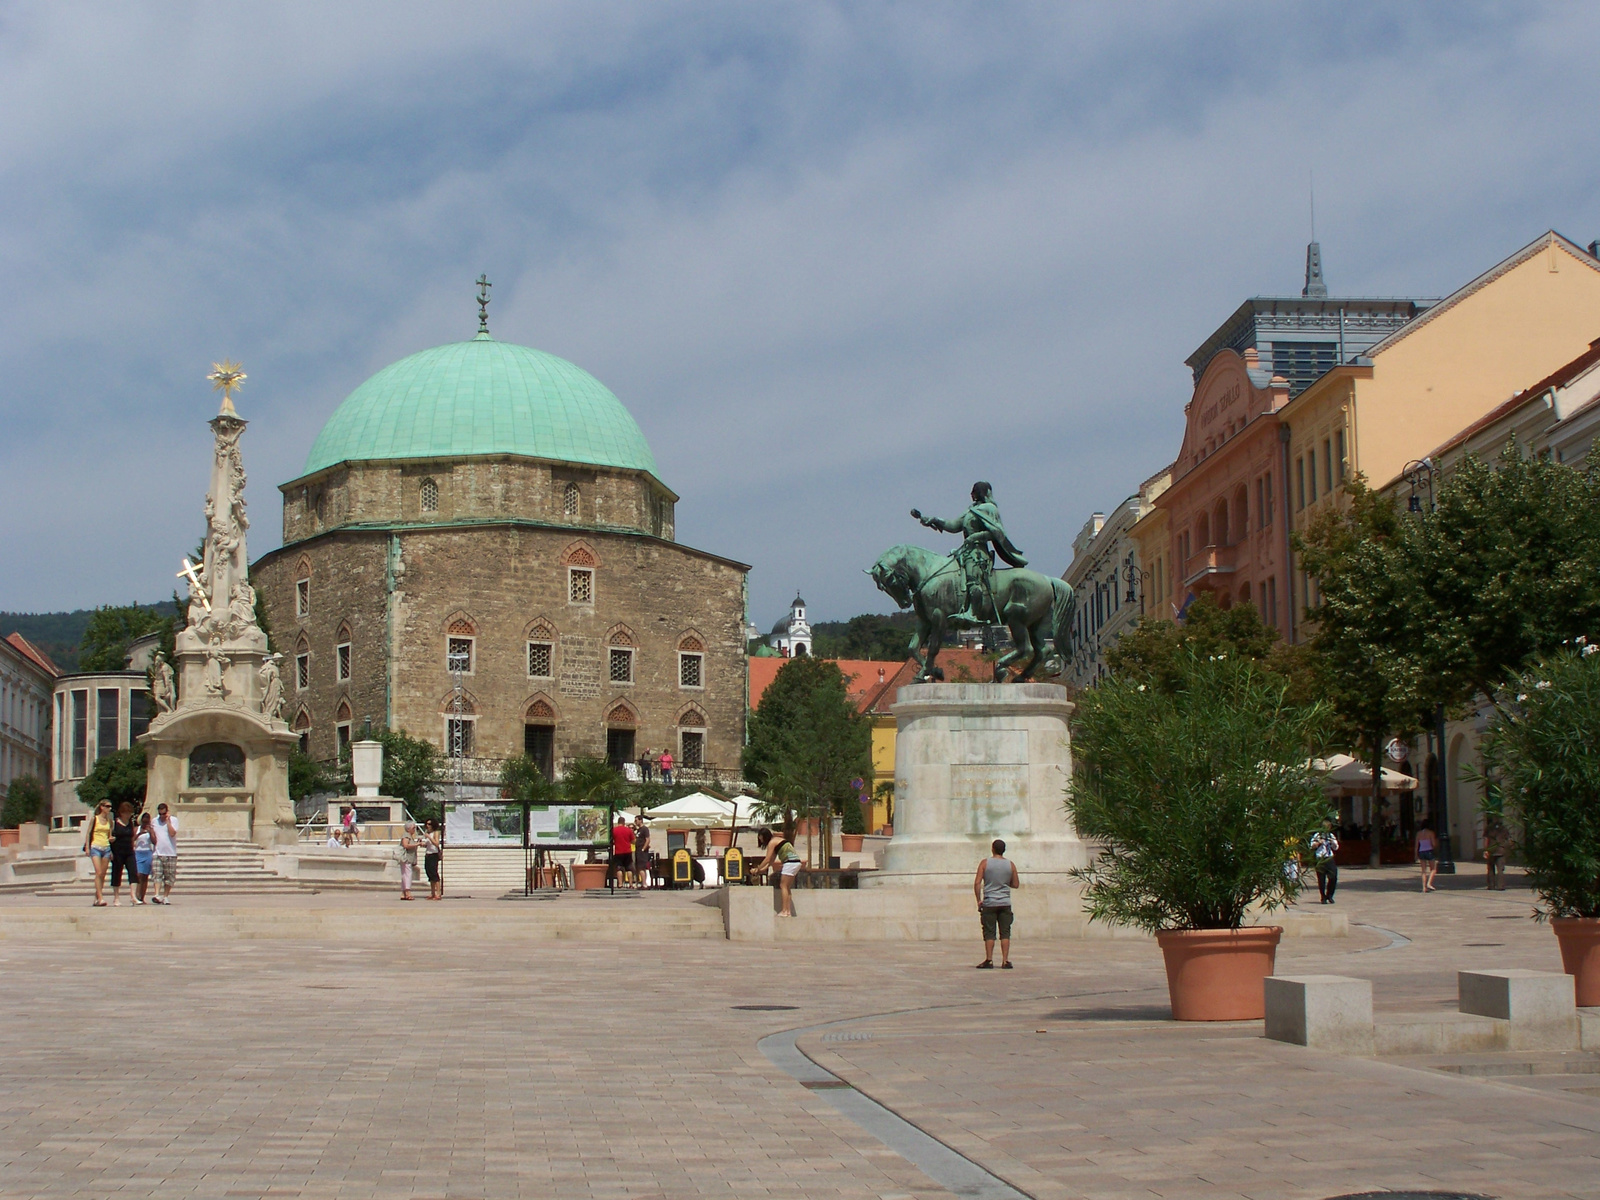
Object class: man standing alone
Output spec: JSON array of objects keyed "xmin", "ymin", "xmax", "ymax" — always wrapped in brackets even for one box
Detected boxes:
[
  {"xmin": 974, "ymin": 839, "xmax": 1019, "ymax": 969},
  {"xmin": 151, "ymin": 802, "xmax": 179, "ymax": 905}
]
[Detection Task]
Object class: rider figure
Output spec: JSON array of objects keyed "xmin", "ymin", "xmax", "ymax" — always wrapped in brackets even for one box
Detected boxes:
[{"xmin": 911, "ymin": 482, "xmax": 1028, "ymax": 624}]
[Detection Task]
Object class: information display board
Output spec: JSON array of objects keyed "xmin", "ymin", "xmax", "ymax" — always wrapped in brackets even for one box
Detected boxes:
[
  {"xmin": 443, "ymin": 802, "xmax": 524, "ymax": 846},
  {"xmin": 528, "ymin": 805, "xmax": 609, "ymax": 846}
]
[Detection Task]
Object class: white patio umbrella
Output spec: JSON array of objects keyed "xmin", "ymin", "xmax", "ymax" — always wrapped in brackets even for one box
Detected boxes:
[
  {"xmin": 1313, "ymin": 754, "xmax": 1419, "ymax": 792},
  {"xmin": 643, "ymin": 793, "xmax": 736, "ymax": 830}
]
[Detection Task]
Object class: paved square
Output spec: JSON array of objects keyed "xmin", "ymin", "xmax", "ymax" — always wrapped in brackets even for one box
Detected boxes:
[{"xmin": 1, "ymin": 868, "xmax": 1596, "ymax": 1199}]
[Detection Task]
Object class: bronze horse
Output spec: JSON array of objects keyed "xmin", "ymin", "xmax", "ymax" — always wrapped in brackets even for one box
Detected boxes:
[{"xmin": 869, "ymin": 543, "xmax": 1075, "ymax": 682}]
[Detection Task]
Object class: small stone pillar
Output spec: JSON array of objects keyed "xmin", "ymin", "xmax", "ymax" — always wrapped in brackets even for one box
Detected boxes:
[
  {"xmin": 1459, "ymin": 969, "xmax": 1578, "ymax": 1050},
  {"xmin": 1264, "ymin": 975, "xmax": 1375, "ymax": 1054},
  {"xmin": 351, "ymin": 740, "xmax": 384, "ymax": 797}
]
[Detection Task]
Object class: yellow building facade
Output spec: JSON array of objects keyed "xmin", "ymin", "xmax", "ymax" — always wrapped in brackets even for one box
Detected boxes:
[{"xmin": 1283, "ymin": 231, "xmax": 1600, "ymax": 632}]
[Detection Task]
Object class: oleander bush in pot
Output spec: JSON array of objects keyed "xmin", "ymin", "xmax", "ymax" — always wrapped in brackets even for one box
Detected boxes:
[
  {"xmin": 1483, "ymin": 641, "xmax": 1600, "ymax": 1004},
  {"xmin": 1068, "ymin": 651, "xmax": 1330, "ymax": 1019}
]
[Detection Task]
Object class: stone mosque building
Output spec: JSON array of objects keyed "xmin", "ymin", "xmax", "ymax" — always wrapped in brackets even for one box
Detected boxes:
[{"xmin": 251, "ymin": 308, "xmax": 749, "ymax": 787}]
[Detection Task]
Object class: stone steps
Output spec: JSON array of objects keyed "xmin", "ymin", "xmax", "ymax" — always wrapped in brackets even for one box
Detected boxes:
[
  {"xmin": 24, "ymin": 840, "xmax": 304, "ymax": 895},
  {"xmin": 0, "ymin": 895, "xmax": 728, "ymax": 941}
]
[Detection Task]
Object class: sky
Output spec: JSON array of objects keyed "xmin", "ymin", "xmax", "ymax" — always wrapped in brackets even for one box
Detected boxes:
[{"xmin": 3, "ymin": 2, "xmax": 1599, "ymax": 624}]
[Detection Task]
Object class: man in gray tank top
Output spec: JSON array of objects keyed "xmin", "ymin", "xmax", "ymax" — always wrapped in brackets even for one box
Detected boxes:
[{"xmin": 973, "ymin": 838, "xmax": 1020, "ymax": 969}]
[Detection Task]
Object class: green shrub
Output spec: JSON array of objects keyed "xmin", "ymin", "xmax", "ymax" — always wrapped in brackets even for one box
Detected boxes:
[
  {"xmin": 1484, "ymin": 643, "xmax": 1600, "ymax": 919},
  {"xmin": 840, "ymin": 792, "xmax": 866, "ymax": 835},
  {"xmin": 75, "ymin": 747, "xmax": 149, "ymax": 813},
  {"xmin": 1, "ymin": 775, "xmax": 44, "ymax": 826},
  {"xmin": 1067, "ymin": 652, "xmax": 1330, "ymax": 932}
]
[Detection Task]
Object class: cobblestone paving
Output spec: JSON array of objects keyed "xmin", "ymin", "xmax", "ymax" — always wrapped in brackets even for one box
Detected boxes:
[{"xmin": 0, "ymin": 867, "xmax": 1595, "ymax": 1199}]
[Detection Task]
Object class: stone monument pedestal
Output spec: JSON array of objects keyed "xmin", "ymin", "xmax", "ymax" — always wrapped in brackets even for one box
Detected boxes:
[{"xmin": 870, "ymin": 682, "xmax": 1087, "ymax": 887}]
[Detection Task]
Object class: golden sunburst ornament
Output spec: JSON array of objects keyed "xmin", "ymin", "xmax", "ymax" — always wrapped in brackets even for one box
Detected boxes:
[{"xmin": 207, "ymin": 360, "xmax": 247, "ymax": 415}]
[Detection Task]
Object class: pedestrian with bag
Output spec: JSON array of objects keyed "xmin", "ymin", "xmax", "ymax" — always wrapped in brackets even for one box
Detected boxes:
[
  {"xmin": 423, "ymin": 819, "xmax": 444, "ymax": 900},
  {"xmin": 108, "ymin": 801, "xmax": 140, "ymax": 908},
  {"xmin": 1310, "ymin": 820, "xmax": 1340, "ymax": 904},
  {"xmin": 398, "ymin": 822, "xmax": 420, "ymax": 900},
  {"xmin": 83, "ymin": 799, "xmax": 113, "ymax": 907}
]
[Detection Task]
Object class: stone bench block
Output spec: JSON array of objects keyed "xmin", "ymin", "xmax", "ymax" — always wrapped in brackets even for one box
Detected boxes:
[
  {"xmin": 1264, "ymin": 975, "xmax": 1374, "ymax": 1054},
  {"xmin": 1458, "ymin": 970, "xmax": 1578, "ymax": 1050}
]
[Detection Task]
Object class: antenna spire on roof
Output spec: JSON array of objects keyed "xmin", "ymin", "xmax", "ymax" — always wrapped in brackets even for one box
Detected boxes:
[
  {"xmin": 475, "ymin": 274, "xmax": 492, "ymax": 335},
  {"xmin": 1303, "ymin": 241, "xmax": 1327, "ymax": 299}
]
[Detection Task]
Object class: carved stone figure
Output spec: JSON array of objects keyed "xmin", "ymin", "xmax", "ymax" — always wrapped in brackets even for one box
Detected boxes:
[
  {"xmin": 227, "ymin": 582, "xmax": 256, "ymax": 639},
  {"xmin": 202, "ymin": 641, "xmax": 230, "ymax": 698},
  {"xmin": 258, "ymin": 656, "xmax": 284, "ymax": 720},
  {"xmin": 150, "ymin": 652, "xmax": 176, "ymax": 713}
]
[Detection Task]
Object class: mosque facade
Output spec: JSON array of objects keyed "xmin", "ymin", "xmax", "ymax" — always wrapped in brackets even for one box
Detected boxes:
[{"xmin": 251, "ymin": 319, "xmax": 749, "ymax": 787}]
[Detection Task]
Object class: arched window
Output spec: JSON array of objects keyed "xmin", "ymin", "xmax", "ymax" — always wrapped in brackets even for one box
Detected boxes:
[
  {"xmin": 607, "ymin": 626, "xmax": 635, "ymax": 685},
  {"xmin": 420, "ymin": 478, "xmax": 438, "ymax": 512},
  {"xmin": 335, "ymin": 700, "xmax": 353, "ymax": 757},
  {"xmin": 563, "ymin": 482, "xmax": 580, "ymax": 517},
  {"xmin": 677, "ymin": 706, "xmax": 708, "ymax": 770},
  {"xmin": 1196, "ymin": 514, "xmax": 1210, "ymax": 549},
  {"xmin": 678, "ymin": 632, "xmax": 705, "ymax": 690},
  {"xmin": 295, "ymin": 556, "xmax": 312, "ymax": 618},
  {"xmin": 292, "ymin": 708, "xmax": 311, "ymax": 755},
  {"xmin": 335, "ymin": 623, "xmax": 352, "ymax": 682},
  {"xmin": 1214, "ymin": 499, "xmax": 1230, "ymax": 546},
  {"xmin": 295, "ymin": 634, "xmax": 311, "ymax": 691}
]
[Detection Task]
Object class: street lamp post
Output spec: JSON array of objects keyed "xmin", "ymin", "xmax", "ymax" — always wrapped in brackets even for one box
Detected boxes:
[
  {"xmin": 1122, "ymin": 559, "xmax": 1148, "ymax": 614},
  {"xmin": 1399, "ymin": 457, "xmax": 1455, "ymax": 874}
]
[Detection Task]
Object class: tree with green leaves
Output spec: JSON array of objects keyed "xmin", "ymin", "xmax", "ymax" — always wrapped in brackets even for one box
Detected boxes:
[
  {"xmin": 78, "ymin": 604, "xmax": 175, "ymax": 672},
  {"xmin": 1, "ymin": 775, "xmax": 45, "ymax": 827},
  {"xmin": 1410, "ymin": 443, "xmax": 1600, "ymax": 710},
  {"xmin": 810, "ymin": 612, "xmax": 917, "ymax": 661},
  {"xmin": 1296, "ymin": 480, "xmax": 1435, "ymax": 864},
  {"xmin": 1106, "ymin": 593, "xmax": 1282, "ymax": 693},
  {"xmin": 76, "ymin": 747, "xmax": 149, "ymax": 812},
  {"xmin": 1068, "ymin": 651, "xmax": 1331, "ymax": 931},
  {"xmin": 560, "ymin": 757, "xmax": 632, "ymax": 807},
  {"xmin": 374, "ymin": 728, "xmax": 440, "ymax": 821},
  {"xmin": 743, "ymin": 656, "xmax": 871, "ymax": 860},
  {"xmin": 288, "ymin": 751, "xmax": 333, "ymax": 806},
  {"xmin": 501, "ymin": 754, "xmax": 560, "ymax": 805}
]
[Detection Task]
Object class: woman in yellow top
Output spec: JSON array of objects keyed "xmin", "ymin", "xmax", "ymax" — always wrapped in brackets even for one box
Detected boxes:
[{"xmin": 82, "ymin": 800, "xmax": 114, "ymax": 907}]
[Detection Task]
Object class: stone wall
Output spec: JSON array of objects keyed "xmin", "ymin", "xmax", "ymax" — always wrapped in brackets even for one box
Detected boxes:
[
  {"xmin": 280, "ymin": 456, "xmax": 675, "ymax": 545},
  {"xmin": 254, "ymin": 522, "xmax": 747, "ymax": 775}
]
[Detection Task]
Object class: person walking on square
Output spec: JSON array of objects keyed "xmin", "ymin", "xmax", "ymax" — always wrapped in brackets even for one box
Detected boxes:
[
  {"xmin": 133, "ymin": 812, "xmax": 156, "ymax": 905},
  {"xmin": 398, "ymin": 822, "xmax": 420, "ymax": 900},
  {"xmin": 658, "ymin": 750, "xmax": 674, "ymax": 787},
  {"xmin": 83, "ymin": 799, "xmax": 113, "ymax": 907},
  {"xmin": 1310, "ymin": 821, "xmax": 1339, "ymax": 904},
  {"xmin": 974, "ymin": 839, "xmax": 1019, "ymax": 968},
  {"xmin": 423, "ymin": 819, "xmax": 443, "ymax": 900},
  {"xmin": 109, "ymin": 801, "xmax": 139, "ymax": 907},
  {"xmin": 611, "ymin": 815, "xmax": 635, "ymax": 887},
  {"xmin": 1484, "ymin": 817, "xmax": 1511, "ymax": 891},
  {"xmin": 632, "ymin": 815, "xmax": 651, "ymax": 889},
  {"xmin": 151, "ymin": 802, "xmax": 179, "ymax": 904},
  {"xmin": 1415, "ymin": 821, "xmax": 1439, "ymax": 892}
]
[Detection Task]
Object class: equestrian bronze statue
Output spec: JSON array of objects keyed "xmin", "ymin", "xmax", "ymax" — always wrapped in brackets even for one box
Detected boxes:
[{"xmin": 869, "ymin": 481, "xmax": 1074, "ymax": 683}]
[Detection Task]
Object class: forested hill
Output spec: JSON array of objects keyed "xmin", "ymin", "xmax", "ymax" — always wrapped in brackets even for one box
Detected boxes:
[
  {"xmin": 808, "ymin": 611, "xmax": 917, "ymax": 660},
  {"xmin": 0, "ymin": 602, "xmax": 176, "ymax": 673}
]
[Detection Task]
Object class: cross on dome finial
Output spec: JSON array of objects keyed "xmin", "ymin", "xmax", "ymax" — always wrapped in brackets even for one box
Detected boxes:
[
  {"xmin": 207, "ymin": 360, "xmax": 246, "ymax": 416},
  {"xmin": 476, "ymin": 274, "xmax": 492, "ymax": 334}
]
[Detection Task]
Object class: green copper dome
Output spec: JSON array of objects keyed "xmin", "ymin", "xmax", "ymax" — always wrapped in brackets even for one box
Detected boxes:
[{"xmin": 303, "ymin": 335, "xmax": 659, "ymax": 478}]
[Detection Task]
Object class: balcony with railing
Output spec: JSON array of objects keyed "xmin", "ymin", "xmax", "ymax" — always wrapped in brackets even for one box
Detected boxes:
[{"xmin": 1182, "ymin": 542, "xmax": 1239, "ymax": 589}]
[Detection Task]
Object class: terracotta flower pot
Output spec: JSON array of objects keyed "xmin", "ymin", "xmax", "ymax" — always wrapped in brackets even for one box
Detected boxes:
[
  {"xmin": 708, "ymin": 828, "xmax": 734, "ymax": 848},
  {"xmin": 570, "ymin": 862, "xmax": 609, "ymax": 890},
  {"xmin": 839, "ymin": 833, "xmax": 865, "ymax": 853},
  {"xmin": 0, "ymin": 829, "xmax": 18, "ymax": 847},
  {"xmin": 1552, "ymin": 917, "xmax": 1600, "ymax": 1007},
  {"xmin": 1155, "ymin": 926, "xmax": 1282, "ymax": 1021}
]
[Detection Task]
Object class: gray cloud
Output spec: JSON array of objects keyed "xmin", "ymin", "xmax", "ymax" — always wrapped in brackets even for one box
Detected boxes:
[{"xmin": 2, "ymin": 2, "xmax": 1597, "ymax": 627}]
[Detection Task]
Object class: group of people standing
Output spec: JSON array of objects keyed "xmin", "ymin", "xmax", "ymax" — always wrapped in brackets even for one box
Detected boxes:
[
  {"xmin": 82, "ymin": 799, "xmax": 179, "ymax": 907},
  {"xmin": 397, "ymin": 820, "xmax": 444, "ymax": 901},
  {"xmin": 609, "ymin": 815, "xmax": 652, "ymax": 886},
  {"xmin": 634, "ymin": 749, "xmax": 674, "ymax": 785}
]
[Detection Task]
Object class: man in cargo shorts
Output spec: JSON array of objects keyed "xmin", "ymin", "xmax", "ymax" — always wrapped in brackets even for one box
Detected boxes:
[
  {"xmin": 974, "ymin": 838, "xmax": 1020, "ymax": 969},
  {"xmin": 151, "ymin": 802, "xmax": 179, "ymax": 904}
]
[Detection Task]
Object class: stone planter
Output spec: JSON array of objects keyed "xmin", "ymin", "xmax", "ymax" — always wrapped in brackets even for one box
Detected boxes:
[
  {"xmin": 570, "ymin": 862, "xmax": 609, "ymax": 890},
  {"xmin": 0, "ymin": 829, "xmax": 18, "ymax": 848},
  {"xmin": 839, "ymin": 834, "xmax": 865, "ymax": 853},
  {"xmin": 1155, "ymin": 926, "xmax": 1282, "ymax": 1021},
  {"xmin": 708, "ymin": 828, "xmax": 734, "ymax": 848},
  {"xmin": 1552, "ymin": 917, "xmax": 1600, "ymax": 1007}
]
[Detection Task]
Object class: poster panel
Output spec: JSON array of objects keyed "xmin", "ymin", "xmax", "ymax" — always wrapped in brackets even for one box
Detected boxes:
[
  {"xmin": 527, "ymin": 805, "xmax": 609, "ymax": 845},
  {"xmin": 444, "ymin": 802, "xmax": 525, "ymax": 846}
]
